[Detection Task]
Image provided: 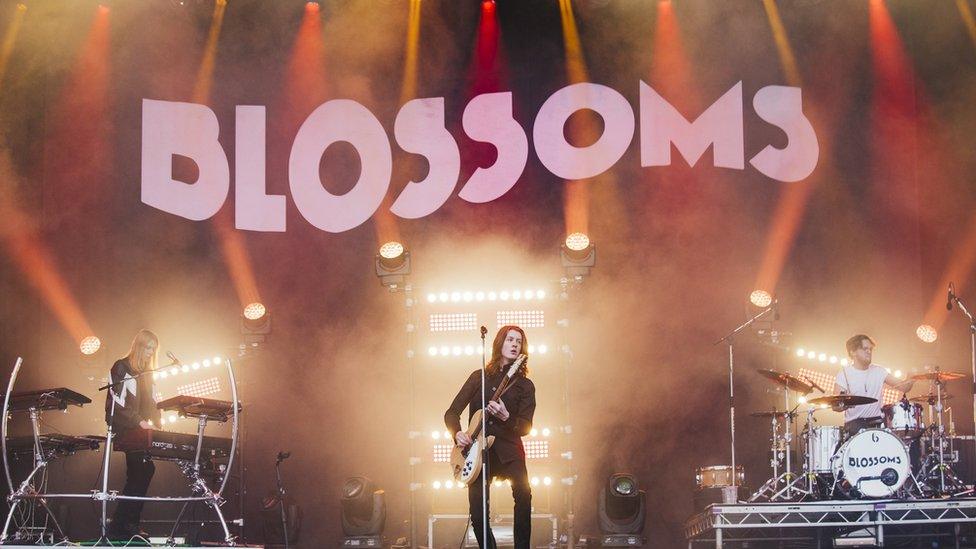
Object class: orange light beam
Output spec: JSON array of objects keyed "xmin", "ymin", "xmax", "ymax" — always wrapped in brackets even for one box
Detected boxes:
[
  {"xmin": 923, "ymin": 216, "xmax": 976, "ymax": 330},
  {"xmin": 374, "ymin": 0, "xmax": 422, "ymax": 248},
  {"xmin": 557, "ymin": 0, "xmax": 590, "ymax": 237},
  {"xmin": 0, "ymin": 4, "xmax": 26, "ymax": 92},
  {"xmin": 751, "ymin": 0, "xmax": 812, "ymax": 295},
  {"xmin": 191, "ymin": 0, "xmax": 227, "ymax": 103},
  {"xmin": 190, "ymin": 0, "xmax": 262, "ymax": 308},
  {"xmin": 956, "ymin": 0, "xmax": 976, "ymax": 51}
]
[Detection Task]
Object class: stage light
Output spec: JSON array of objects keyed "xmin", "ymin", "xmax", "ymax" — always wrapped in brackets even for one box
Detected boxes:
[
  {"xmin": 444, "ymin": 431, "xmax": 450, "ymax": 439},
  {"xmin": 168, "ymin": 414, "xmax": 177, "ymax": 423},
  {"xmin": 242, "ymin": 302, "xmax": 272, "ymax": 344},
  {"xmin": 598, "ymin": 473, "xmax": 646, "ymax": 539},
  {"xmin": 202, "ymin": 359, "xmax": 211, "ymax": 368},
  {"xmin": 917, "ymin": 324, "xmax": 938, "ymax": 343},
  {"xmin": 524, "ymin": 290, "xmax": 535, "ymax": 300},
  {"xmin": 500, "ymin": 291, "xmax": 510, "ymax": 301},
  {"xmin": 432, "ymin": 481, "xmax": 441, "ymax": 490},
  {"xmin": 524, "ymin": 440, "xmax": 550, "ymax": 459},
  {"xmin": 177, "ymin": 377, "xmax": 221, "ymax": 398},
  {"xmin": 537, "ymin": 289, "xmax": 546, "ymax": 299},
  {"xmin": 181, "ymin": 364, "xmax": 190, "ymax": 373},
  {"xmin": 375, "ymin": 243, "xmax": 410, "ymax": 289},
  {"xmin": 497, "ymin": 310, "xmax": 545, "ymax": 328},
  {"xmin": 79, "ymin": 336, "xmax": 101, "ymax": 356},
  {"xmin": 795, "ymin": 348, "xmax": 805, "ymax": 357},
  {"xmin": 798, "ymin": 396, "xmax": 807, "ymax": 404},
  {"xmin": 894, "ymin": 370, "xmax": 903, "ymax": 378},
  {"xmin": 512, "ymin": 290, "xmax": 522, "ymax": 300},
  {"xmin": 213, "ymin": 356, "xmax": 222, "ymax": 365},
  {"xmin": 193, "ymin": 362, "xmax": 201, "ymax": 370},
  {"xmin": 493, "ymin": 480, "xmax": 503, "ymax": 487},
  {"xmin": 440, "ymin": 346, "xmax": 449, "ymax": 356},
  {"xmin": 538, "ymin": 345, "xmax": 548, "ymax": 354},
  {"xmin": 451, "ymin": 292, "xmax": 461, "ymax": 302},
  {"xmin": 806, "ymin": 351, "xmax": 816, "ymax": 359},
  {"xmin": 438, "ymin": 292, "xmax": 448, "ymax": 302},
  {"xmin": 543, "ymin": 477, "xmax": 552, "ymax": 486},
  {"xmin": 429, "ymin": 313, "xmax": 478, "ymax": 332},
  {"xmin": 152, "ymin": 373, "xmax": 159, "ymax": 380},
  {"xmin": 841, "ymin": 358, "xmax": 850, "ymax": 366},
  {"xmin": 818, "ymin": 353, "xmax": 827, "ymax": 362},
  {"xmin": 465, "ymin": 346, "xmax": 475, "ymax": 355},
  {"xmin": 432, "ymin": 444, "xmax": 452, "ymax": 463},
  {"xmin": 749, "ymin": 290, "xmax": 773, "ymax": 308},
  {"xmin": 445, "ymin": 480, "xmax": 454, "ymax": 489},
  {"xmin": 531, "ymin": 477, "xmax": 540, "ymax": 486},
  {"xmin": 528, "ymin": 345, "xmax": 536, "ymax": 353},
  {"xmin": 542, "ymin": 428, "xmax": 551, "ymax": 437},
  {"xmin": 530, "ymin": 428, "xmax": 538, "ymax": 436},
  {"xmin": 428, "ymin": 347, "xmax": 437, "ymax": 356},
  {"xmin": 561, "ymin": 234, "xmax": 596, "ymax": 278},
  {"xmin": 475, "ymin": 291, "xmax": 485, "ymax": 301},
  {"xmin": 488, "ymin": 292, "xmax": 497, "ymax": 301},
  {"xmin": 431, "ymin": 431, "xmax": 440, "ymax": 439},
  {"xmin": 160, "ymin": 371, "xmax": 168, "ymax": 379},
  {"xmin": 565, "ymin": 232, "xmax": 590, "ymax": 251},
  {"xmin": 244, "ymin": 302, "xmax": 267, "ymax": 321},
  {"xmin": 829, "ymin": 356, "xmax": 838, "ymax": 364},
  {"xmin": 452, "ymin": 346, "xmax": 462, "ymax": 356},
  {"xmin": 427, "ymin": 294, "xmax": 436, "ymax": 303},
  {"xmin": 340, "ymin": 477, "xmax": 386, "ymax": 538}
]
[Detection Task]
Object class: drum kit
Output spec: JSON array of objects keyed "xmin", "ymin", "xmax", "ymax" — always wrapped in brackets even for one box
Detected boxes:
[{"xmin": 746, "ymin": 367, "xmax": 971, "ymax": 502}]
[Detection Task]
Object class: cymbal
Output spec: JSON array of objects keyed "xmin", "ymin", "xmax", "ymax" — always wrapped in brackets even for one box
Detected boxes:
[
  {"xmin": 750, "ymin": 410, "xmax": 791, "ymax": 418},
  {"xmin": 807, "ymin": 394, "xmax": 878, "ymax": 407},
  {"xmin": 755, "ymin": 368, "xmax": 814, "ymax": 394},
  {"xmin": 909, "ymin": 394, "xmax": 953, "ymax": 404},
  {"xmin": 910, "ymin": 371, "xmax": 967, "ymax": 382}
]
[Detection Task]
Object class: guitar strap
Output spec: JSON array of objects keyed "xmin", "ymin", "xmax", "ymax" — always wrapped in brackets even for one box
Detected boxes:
[{"xmin": 497, "ymin": 377, "xmax": 518, "ymax": 399}]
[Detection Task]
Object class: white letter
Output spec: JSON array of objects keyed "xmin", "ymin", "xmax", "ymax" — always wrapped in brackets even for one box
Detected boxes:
[
  {"xmin": 289, "ymin": 99, "xmax": 392, "ymax": 233},
  {"xmin": 458, "ymin": 92, "xmax": 528, "ymax": 203},
  {"xmin": 391, "ymin": 97, "xmax": 460, "ymax": 219},
  {"xmin": 533, "ymin": 82, "xmax": 634, "ymax": 180},
  {"xmin": 640, "ymin": 81, "xmax": 744, "ymax": 169},
  {"xmin": 749, "ymin": 86, "xmax": 819, "ymax": 182},
  {"xmin": 141, "ymin": 99, "xmax": 229, "ymax": 220},
  {"xmin": 236, "ymin": 106, "xmax": 286, "ymax": 231}
]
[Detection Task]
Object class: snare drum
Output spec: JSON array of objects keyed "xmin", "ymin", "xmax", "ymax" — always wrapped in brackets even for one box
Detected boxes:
[
  {"xmin": 882, "ymin": 400, "xmax": 924, "ymax": 438},
  {"xmin": 805, "ymin": 426, "xmax": 841, "ymax": 473},
  {"xmin": 695, "ymin": 465, "xmax": 744, "ymax": 488},
  {"xmin": 831, "ymin": 428, "xmax": 910, "ymax": 497}
]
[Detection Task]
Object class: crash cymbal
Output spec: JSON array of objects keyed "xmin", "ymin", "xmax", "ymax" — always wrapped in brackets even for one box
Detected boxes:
[
  {"xmin": 755, "ymin": 368, "xmax": 815, "ymax": 394},
  {"xmin": 910, "ymin": 371, "xmax": 967, "ymax": 382},
  {"xmin": 749, "ymin": 410, "xmax": 792, "ymax": 418},
  {"xmin": 807, "ymin": 394, "xmax": 878, "ymax": 407},
  {"xmin": 909, "ymin": 394, "xmax": 954, "ymax": 404}
]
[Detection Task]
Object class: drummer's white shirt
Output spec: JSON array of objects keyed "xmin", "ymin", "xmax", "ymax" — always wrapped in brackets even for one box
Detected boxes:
[{"xmin": 834, "ymin": 363, "xmax": 888, "ymax": 422}]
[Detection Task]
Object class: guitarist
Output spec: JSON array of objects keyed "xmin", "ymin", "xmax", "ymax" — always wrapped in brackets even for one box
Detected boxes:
[{"xmin": 444, "ymin": 325, "xmax": 536, "ymax": 549}]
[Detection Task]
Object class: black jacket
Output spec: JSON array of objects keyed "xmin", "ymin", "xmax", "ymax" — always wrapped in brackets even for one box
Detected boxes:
[
  {"xmin": 444, "ymin": 369, "xmax": 536, "ymax": 463},
  {"xmin": 104, "ymin": 359, "xmax": 160, "ymax": 433}
]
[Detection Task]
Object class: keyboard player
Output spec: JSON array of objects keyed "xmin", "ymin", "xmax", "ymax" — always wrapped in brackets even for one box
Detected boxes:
[{"xmin": 104, "ymin": 329, "xmax": 162, "ymax": 539}]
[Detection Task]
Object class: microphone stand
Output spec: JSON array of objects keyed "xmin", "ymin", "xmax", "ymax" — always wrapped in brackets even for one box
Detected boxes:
[
  {"xmin": 948, "ymin": 290, "xmax": 976, "ymax": 495},
  {"xmin": 479, "ymin": 326, "xmax": 489, "ymax": 549},
  {"xmin": 713, "ymin": 302, "xmax": 777, "ymax": 489},
  {"xmin": 275, "ymin": 452, "xmax": 290, "ymax": 549}
]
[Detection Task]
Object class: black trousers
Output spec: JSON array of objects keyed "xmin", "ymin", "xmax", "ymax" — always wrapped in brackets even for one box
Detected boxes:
[
  {"xmin": 467, "ymin": 450, "xmax": 532, "ymax": 549},
  {"xmin": 112, "ymin": 451, "xmax": 155, "ymax": 531}
]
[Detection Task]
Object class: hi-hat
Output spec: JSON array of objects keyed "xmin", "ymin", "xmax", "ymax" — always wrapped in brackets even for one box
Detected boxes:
[
  {"xmin": 755, "ymin": 368, "xmax": 814, "ymax": 394},
  {"xmin": 807, "ymin": 394, "xmax": 878, "ymax": 407}
]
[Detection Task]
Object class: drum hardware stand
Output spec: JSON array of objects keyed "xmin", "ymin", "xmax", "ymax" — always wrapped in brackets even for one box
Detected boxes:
[{"xmin": 715, "ymin": 301, "xmax": 777, "ymax": 490}]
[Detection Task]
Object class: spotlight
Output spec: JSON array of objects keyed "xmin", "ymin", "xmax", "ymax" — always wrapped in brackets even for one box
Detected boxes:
[
  {"xmin": 340, "ymin": 477, "xmax": 386, "ymax": 540},
  {"xmin": 244, "ymin": 302, "xmax": 267, "ymax": 321},
  {"xmin": 916, "ymin": 324, "xmax": 938, "ymax": 343},
  {"xmin": 795, "ymin": 348, "xmax": 805, "ymax": 357},
  {"xmin": 749, "ymin": 290, "xmax": 773, "ymax": 308},
  {"xmin": 561, "ymin": 233, "xmax": 596, "ymax": 279},
  {"xmin": 242, "ymin": 302, "xmax": 272, "ymax": 344},
  {"xmin": 79, "ymin": 336, "xmax": 102, "ymax": 356},
  {"xmin": 598, "ymin": 473, "xmax": 646, "ymax": 544},
  {"xmin": 375, "ymin": 242, "xmax": 411, "ymax": 289}
]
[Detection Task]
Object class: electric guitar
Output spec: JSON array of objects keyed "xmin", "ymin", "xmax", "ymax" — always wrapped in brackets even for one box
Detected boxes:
[{"xmin": 450, "ymin": 354, "xmax": 527, "ymax": 486}]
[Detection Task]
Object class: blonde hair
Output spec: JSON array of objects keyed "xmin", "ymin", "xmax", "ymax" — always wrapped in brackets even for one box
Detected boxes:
[{"xmin": 124, "ymin": 329, "xmax": 159, "ymax": 373}]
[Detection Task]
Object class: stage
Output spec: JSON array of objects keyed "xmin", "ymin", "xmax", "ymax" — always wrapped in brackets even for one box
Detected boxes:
[{"xmin": 685, "ymin": 498, "xmax": 976, "ymax": 548}]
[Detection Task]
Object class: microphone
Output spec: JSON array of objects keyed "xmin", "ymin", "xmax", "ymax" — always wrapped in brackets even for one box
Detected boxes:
[
  {"xmin": 480, "ymin": 326, "xmax": 488, "ymax": 337},
  {"xmin": 801, "ymin": 375, "xmax": 825, "ymax": 393},
  {"xmin": 276, "ymin": 450, "xmax": 291, "ymax": 462},
  {"xmin": 947, "ymin": 282, "xmax": 955, "ymax": 311},
  {"xmin": 165, "ymin": 351, "xmax": 183, "ymax": 367}
]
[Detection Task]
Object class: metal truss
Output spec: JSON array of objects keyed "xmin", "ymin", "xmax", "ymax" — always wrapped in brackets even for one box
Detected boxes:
[{"xmin": 685, "ymin": 498, "xmax": 976, "ymax": 548}]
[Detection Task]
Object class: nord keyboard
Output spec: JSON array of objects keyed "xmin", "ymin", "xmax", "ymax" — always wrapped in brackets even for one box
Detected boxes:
[
  {"xmin": 114, "ymin": 429, "xmax": 231, "ymax": 462},
  {"xmin": 7, "ymin": 388, "xmax": 90, "ymax": 412},
  {"xmin": 156, "ymin": 395, "xmax": 241, "ymax": 422}
]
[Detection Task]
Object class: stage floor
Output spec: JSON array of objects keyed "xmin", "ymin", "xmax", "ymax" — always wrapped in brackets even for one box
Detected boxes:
[{"xmin": 685, "ymin": 497, "xmax": 976, "ymax": 548}]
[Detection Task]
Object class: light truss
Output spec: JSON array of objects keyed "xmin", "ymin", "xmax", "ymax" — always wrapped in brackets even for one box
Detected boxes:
[{"xmin": 685, "ymin": 498, "xmax": 976, "ymax": 548}]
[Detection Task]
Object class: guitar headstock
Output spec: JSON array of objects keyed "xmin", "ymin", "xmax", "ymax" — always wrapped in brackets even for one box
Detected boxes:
[{"xmin": 506, "ymin": 354, "xmax": 527, "ymax": 378}]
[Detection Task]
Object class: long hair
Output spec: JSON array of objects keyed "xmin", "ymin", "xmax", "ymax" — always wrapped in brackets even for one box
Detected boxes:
[
  {"xmin": 486, "ymin": 325, "xmax": 529, "ymax": 377},
  {"xmin": 124, "ymin": 329, "xmax": 159, "ymax": 373}
]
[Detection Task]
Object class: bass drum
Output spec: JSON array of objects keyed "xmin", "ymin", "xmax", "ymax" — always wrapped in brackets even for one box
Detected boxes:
[{"xmin": 832, "ymin": 428, "xmax": 910, "ymax": 498}]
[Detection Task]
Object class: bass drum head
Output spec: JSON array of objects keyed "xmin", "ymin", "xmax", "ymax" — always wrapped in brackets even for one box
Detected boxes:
[{"xmin": 832, "ymin": 428, "xmax": 909, "ymax": 498}]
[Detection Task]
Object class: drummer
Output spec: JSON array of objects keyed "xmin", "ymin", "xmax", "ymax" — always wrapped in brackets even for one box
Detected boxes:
[{"xmin": 834, "ymin": 334, "xmax": 915, "ymax": 436}]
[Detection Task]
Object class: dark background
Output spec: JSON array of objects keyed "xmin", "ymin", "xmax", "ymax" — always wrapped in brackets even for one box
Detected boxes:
[{"xmin": 0, "ymin": 0, "xmax": 974, "ymax": 547}]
